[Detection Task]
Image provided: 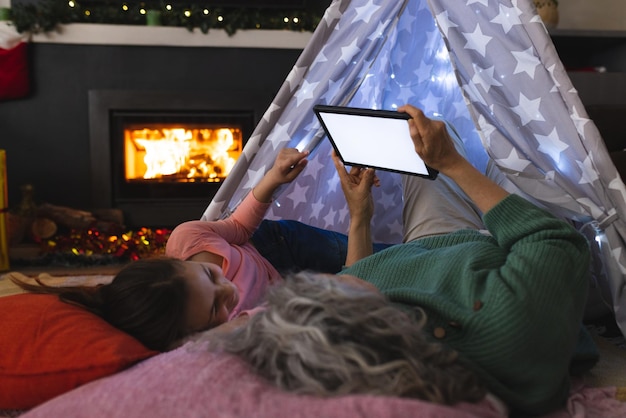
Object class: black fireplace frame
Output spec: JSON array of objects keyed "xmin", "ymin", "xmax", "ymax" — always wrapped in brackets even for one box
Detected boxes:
[{"xmin": 88, "ymin": 89, "xmax": 267, "ymax": 228}]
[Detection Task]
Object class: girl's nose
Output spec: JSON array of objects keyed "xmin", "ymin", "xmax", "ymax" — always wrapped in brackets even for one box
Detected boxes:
[
  {"xmin": 217, "ymin": 278, "xmax": 238, "ymax": 311},
  {"xmin": 219, "ymin": 280, "xmax": 231, "ymax": 295}
]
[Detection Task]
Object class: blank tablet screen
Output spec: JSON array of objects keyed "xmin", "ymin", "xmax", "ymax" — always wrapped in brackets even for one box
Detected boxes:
[{"xmin": 313, "ymin": 105, "xmax": 438, "ymax": 179}]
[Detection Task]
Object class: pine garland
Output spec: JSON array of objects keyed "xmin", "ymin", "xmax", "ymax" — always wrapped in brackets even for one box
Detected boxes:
[{"xmin": 9, "ymin": 0, "xmax": 324, "ymax": 35}]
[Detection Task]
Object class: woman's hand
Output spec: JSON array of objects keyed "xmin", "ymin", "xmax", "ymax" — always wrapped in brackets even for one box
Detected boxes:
[
  {"xmin": 397, "ymin": 104, "xmax": 465, "ymax": 175},
  {"xmin": 253, "ymin": 148, "xmax": 309, "ymax": 203},
  {"xmin": 398, "ymin": 104, "xmax": 509, "ymax": 214},
  {"xmin": 331, "ymin": 150, "xmax": 379, "ymax": 223}
]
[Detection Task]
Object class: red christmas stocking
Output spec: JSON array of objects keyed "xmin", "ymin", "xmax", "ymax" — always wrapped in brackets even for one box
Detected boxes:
[{"xmin": 0, "ymin": 25, "xmax": 29, "ymax": 101}]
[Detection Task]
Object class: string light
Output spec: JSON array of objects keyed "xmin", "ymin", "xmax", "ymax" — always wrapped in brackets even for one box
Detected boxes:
[{"xmin": 10, "ymin": 0, "xmax": 324, "ymax": 35}]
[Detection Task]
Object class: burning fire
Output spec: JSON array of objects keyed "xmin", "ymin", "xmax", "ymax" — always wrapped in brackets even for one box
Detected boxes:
[{"xmin": 124, "ymin": 126, "xmax": 242, "ymax": 182}]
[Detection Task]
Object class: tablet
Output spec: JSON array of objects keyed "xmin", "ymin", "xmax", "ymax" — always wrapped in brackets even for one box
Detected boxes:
[{"xmin": 313, "ymin": 105, "xmax": 438, "ymax": 180}]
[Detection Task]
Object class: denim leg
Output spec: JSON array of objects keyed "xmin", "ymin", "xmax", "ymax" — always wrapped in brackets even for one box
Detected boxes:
[{"xmin": 251, "ymin": 220, "xmax": 392, "ymax": 274}]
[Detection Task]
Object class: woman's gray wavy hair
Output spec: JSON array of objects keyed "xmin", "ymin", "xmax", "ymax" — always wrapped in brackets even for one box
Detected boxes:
[{"xmin": 211, "ymin": 271, "xmax": 486, "ymax": 405}]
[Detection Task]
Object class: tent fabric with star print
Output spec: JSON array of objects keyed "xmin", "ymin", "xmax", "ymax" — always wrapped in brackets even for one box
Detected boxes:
[{"xmin": 201, "ymin": 0, "xmax": 626, "ymax": 337}]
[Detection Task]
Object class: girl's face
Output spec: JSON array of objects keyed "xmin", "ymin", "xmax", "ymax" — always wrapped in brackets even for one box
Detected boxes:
[{"xmin": 180, "ymin": 261, "xmax": 239, "ymax": 334}]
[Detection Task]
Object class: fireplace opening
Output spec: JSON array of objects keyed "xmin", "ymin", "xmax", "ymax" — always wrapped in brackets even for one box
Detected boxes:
[
  {"xmin": 111, "ymin": 110, "xmax": 249, "ymax": 203},
  {"xmin": 124, "ymin": 124, "xmax": 241, "ymax": 184}
]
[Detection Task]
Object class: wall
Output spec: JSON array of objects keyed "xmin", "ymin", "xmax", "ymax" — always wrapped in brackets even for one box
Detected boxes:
[
  {"xmin": 0, "ymin": 36, "xmax": 303, "ymax": 221},
  {"xmin": 559, "ymin": 0, "xmax": 626, "ymax": 31}
]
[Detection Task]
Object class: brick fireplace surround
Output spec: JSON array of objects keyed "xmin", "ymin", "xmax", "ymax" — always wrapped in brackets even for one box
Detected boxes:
[{"xmin": 1, "ymin": 23, "xmax": 309, "ymax": 228}]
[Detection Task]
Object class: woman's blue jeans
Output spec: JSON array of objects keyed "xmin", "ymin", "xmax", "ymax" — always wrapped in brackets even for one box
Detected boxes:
[{"xmin": 250, "ymin": 219, "xmax": 393, "ymax": 274}]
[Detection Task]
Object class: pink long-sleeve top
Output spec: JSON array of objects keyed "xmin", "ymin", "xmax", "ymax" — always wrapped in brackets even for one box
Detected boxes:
[{"xmin": 165, "ymin": 192, "xmax": 282, "ymax": 320}]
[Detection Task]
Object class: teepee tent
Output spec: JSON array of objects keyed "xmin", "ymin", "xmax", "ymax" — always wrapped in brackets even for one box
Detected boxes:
[{"xmin": 202, "ymin": 0, "xmax": 626, "ymax": 336}]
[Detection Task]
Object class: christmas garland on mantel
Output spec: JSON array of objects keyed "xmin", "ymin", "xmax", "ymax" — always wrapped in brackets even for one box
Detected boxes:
[{"xmin": 9, "ymin": 0, "xmax": 324, "ymax": 35}]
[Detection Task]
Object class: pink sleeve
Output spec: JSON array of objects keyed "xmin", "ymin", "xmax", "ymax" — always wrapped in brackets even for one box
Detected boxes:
[
  {"xmin": 229, "ymin": 191, "xmax": 272, "ymax": 236},
  {"xmin": 165, "ymin": 192, "xmax": 271, "ymax": 260}
]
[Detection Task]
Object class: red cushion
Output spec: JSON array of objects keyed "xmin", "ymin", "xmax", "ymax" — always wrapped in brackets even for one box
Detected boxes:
[{"xmin": 0, "ymin": 293, "xmax": 158, "ymax": 409}]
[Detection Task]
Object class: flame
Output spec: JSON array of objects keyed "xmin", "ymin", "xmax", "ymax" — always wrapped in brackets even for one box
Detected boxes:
[{"xmin": 125, "ymin": 126, "xmax": 242, "ymax": 182}]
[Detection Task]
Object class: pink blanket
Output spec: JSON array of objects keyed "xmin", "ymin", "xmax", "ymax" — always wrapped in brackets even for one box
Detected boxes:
[{"xmin": 17, "ymin": 341, "xmax": 626, "ymax": 418}]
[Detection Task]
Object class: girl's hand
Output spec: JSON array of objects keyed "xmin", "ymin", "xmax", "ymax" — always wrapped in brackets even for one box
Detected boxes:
[
  {"xmin": 265, "ymin": 148, "xmax": 309, "ymax": 185},
  {"xmin": 253, "ymin": 148, "xmax": 309, "ymax": 203}
]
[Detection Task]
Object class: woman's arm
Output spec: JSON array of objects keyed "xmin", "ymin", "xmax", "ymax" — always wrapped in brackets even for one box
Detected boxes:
[
  {"xmin": 331, "ymin": 151, "xmax": 379, "ymax": 266},
  {"xmin": 398, "ymin": 105, "xmax": 509, "ymax": 213}
]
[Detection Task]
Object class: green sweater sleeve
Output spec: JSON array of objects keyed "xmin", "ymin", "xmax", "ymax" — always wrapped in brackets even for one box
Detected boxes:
[{"xmin": 477, "ymin": 195, "xmax": 593, "ymax": 413}]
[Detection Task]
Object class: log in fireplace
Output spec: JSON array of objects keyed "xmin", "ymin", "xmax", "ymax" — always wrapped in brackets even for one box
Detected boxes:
[{"xmin": 88, "ymin": 90, "xmax": 265, "ymax": 228}]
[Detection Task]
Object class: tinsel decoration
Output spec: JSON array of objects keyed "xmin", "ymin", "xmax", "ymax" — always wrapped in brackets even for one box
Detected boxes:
[
  {"xmin": 37, "ymin": 226, "xmax": 172, "ymax": 265},
  {"xmin": 9, "ymin": 0, "xmax": 324, "ymax": 35}
]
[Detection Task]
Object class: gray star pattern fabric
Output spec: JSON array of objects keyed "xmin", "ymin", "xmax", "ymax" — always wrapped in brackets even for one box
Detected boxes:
[{"xmin": 201, "ymin": 0, "xmax": 626, "ymax": 337}]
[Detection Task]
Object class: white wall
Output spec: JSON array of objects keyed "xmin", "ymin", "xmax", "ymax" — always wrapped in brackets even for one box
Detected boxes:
[{"xmin": 558, "ymin": 0, "xmax": 626, "ymax": 31}]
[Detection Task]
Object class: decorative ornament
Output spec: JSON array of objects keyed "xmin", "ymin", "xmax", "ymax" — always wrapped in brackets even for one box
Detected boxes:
[
  {"xmin": 40, "ymin": 226, "xmax": 172, "ymax": 265},
  {"xmin": 146, "ymin": 9, "xmax": 161, "ymax": 27},
  {"xmin": 533, "ymin": 0, "xmax": 559, "ymax": 29},
  {"xmin": 0, "ymin": 22, "xmax": 29, "ymax": 101}
]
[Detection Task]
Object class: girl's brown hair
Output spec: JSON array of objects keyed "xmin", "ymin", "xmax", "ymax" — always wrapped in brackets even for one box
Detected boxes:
[{"xmin": 11, "ymin": 257, "xmax": 190, "ymax": 351}]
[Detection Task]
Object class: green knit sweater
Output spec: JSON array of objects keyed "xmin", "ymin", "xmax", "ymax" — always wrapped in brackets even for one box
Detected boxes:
[{"xmin": 342, "ymin": 194, "xmax": 598, "ymax": 416}]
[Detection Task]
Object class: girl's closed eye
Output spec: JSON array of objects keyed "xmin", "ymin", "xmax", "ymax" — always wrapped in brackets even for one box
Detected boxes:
[{"xmin": 211, "ymin": 303, "xmax": 219, "ymax": 324}]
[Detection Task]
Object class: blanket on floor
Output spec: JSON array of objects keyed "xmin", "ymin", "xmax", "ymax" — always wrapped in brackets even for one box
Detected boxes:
[{"xmin": 1, "ymin": 272, "xmax": 625, "ymax": 418}]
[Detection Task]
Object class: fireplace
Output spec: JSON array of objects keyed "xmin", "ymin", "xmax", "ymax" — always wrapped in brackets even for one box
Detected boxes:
[
  {"xmin": 113, "ymin": 110, "xmax": 247, "ymax": 199},
  {"xmin": 89, "ymin": 90, "xmax": 265, "ymax": 228}
]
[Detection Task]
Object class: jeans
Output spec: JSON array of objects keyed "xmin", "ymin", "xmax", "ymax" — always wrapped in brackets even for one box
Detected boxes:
[{"xmin": 250, "ymin": 219, "xmax": 393, "ymax": 274}]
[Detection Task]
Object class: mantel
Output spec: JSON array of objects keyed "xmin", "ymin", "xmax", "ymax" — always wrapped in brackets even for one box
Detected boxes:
[{"xmin": 13, "ymin": 22, "xmax": 312, "ymax": 49}]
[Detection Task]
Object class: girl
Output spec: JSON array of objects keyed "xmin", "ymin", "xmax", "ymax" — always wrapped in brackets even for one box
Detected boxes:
[{"xmin": 11, "ymin": 148, "xmax": 310, "ymax": 351}]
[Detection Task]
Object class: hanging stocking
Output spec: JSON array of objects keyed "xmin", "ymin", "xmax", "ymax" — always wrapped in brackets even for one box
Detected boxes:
[{"xmin": 0, "ymin": 23, "xmax": 29, "ymax": 101}]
